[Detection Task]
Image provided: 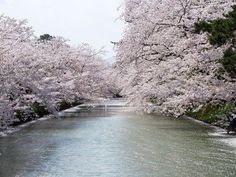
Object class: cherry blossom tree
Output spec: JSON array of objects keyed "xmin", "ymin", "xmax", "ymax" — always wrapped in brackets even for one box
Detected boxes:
[
  {"xmin": 114, "ymin": 0, "xmax": 236, "ymax": 116},
  {"xmin": 0, "ymin": 15, "xmax": 112, "ymax": 129}
]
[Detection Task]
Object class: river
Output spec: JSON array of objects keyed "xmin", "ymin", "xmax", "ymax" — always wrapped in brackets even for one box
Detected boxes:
[{"xmin": 0, "ymin": 100, "xmax": 236, "ymax": 177}]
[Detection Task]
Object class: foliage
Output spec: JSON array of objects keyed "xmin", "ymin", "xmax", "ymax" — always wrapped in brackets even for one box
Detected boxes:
[
  {"xmin": 58, "ymin": 100, "xmax": 72, "ymax": 111},
  {"xmin": 114, "ymin": 0, "xmax": 236, "ymax": 117},
  {"xmin": 193, "ymin": 5, "xmax": 236, "ymax": 77},
  {"xmin": 13, "ymin": 109, "xmax": 36, "ymax": 123},
  {"xmin": 39, "ymin": 34, "xmax": 53, "ymax": 41},
  {"xmin": 58, "ymin": 99, "xmax": 83, "ymax": 111},
  {"xmin": 32, "ymin": 102, "xmax": 49, "ymax": 117},
  {"xmin": 220, "ymin": 47, "xmax": 236, "ymax": 77},
  {"xmin": 186, "ymin": 102, "xmax": 235, "ymax": 124},
  {"xmin": 0, "ymin": 15, "xmax": 113, "ymax": 129},
  {"xmin": 147, "ymin": 96, "xmax": 158, "ymax": 104},
  {"xmin": 193, "ymin": 21, "xmax": 212, "ymax": 34},
  {"xmin": 194, "ymin": 5, "xmax": 236, "ymax": 45},
  {"xmin": 71, "ymin": 99, "xmax": 83, "ymax": 107},
  {"xmin": 0, "ymin": 100, "xmax": 13, "ymax": 130}
]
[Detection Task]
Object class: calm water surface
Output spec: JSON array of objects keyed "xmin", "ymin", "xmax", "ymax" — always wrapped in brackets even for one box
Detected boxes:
[{"xmin": 0, "ymin": 101, "xmax": 236, "ymax": 177}]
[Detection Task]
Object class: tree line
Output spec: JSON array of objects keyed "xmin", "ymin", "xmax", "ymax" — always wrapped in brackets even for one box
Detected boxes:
[
  {"xmin": 0, "ymin": 16, "xmax": 116, "ymax": 130},
  {"xmin": 114, "ymin": 0, "xmax": 236, "ymax": 126}
]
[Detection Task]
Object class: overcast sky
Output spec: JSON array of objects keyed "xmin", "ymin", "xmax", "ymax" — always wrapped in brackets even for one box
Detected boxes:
[{"xmin": 0, "ymin": 0, "xmax": 124, "ymax": 63}]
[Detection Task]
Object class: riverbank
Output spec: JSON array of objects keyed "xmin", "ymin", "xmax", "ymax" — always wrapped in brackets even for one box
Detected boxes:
[
  {"xmin": 0, "ymin": 99, "xmax": 127, "ymax": 137},
  {"xmin": 0, "ymin": 103, "xmax": 82, "ymax": 137},
  {"xmin": 1, "ymin": 100, "xmax": 236, "ymax": 150},
  {"xmin": 183, "ymin": 115, "xmax": 222, "ymax": 129},
  {"xmin": 0, "ymin": 115, "xmax": 54, "ymax": 137},
  {"xmin": 185, "ymin": 102, "xmax": 236, "ymax": 129}
]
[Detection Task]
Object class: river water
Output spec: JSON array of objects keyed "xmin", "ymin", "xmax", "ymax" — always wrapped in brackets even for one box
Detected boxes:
[{"xmin": 0, "ymin": 100, "xmax": 236, "ymax": 177}]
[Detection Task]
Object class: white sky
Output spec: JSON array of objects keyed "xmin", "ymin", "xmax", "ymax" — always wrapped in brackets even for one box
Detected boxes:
[{"xmin": 0, "ymin": 0, "xmax": 124, "ymax": 63}]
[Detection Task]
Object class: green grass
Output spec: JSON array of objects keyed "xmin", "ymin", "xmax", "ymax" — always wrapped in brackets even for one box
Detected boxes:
[{"xmin": 186, "ymin": 102, "xmax": 235, "ymax": 124}]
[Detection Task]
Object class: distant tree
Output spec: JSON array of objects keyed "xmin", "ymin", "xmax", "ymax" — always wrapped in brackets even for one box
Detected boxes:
[{"xmin": 39, "ymin": 34, "xmax": 53, "ymax": 41}]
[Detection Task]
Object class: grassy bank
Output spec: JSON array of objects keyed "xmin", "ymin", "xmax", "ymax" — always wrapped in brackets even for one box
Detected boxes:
[{"xmin": 186, "ymin": 102, "xmax": 235, "ymax": 126}]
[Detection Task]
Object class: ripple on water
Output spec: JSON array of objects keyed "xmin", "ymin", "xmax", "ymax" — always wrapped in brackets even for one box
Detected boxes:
[
  {"xmin": 0, "ymin": 101, "xmax": 236, "ymax": 177},
  {"xmin": 208, "ymin": 128, "xmax": 236, "ymax": 151}
]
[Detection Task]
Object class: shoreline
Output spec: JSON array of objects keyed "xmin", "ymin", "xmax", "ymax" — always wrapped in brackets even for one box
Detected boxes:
[
  {"xmin": 0, "ymin": 104, "xmax": 84, "ymax": 137},
  {"xmin": 182, "ymin": 115, "xmax": 225, "ymax": 131},
  {"xmin": 0, "ymin": 99, "xmax": 120, "ymax": 137},
  {"xmin": 0, "ymin": 100, "xmax": 117, "ymax": 137},
  {"xmin": 1, "ymin": 104, "xmax": 236, "ymax": 140},
  {"xmin": 0, "ymin": 115, "xmax": 54, "ymax": 137},
  {"xmin": 183, "ymin": 115, "xmax": 236, "ymax": 149}
]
